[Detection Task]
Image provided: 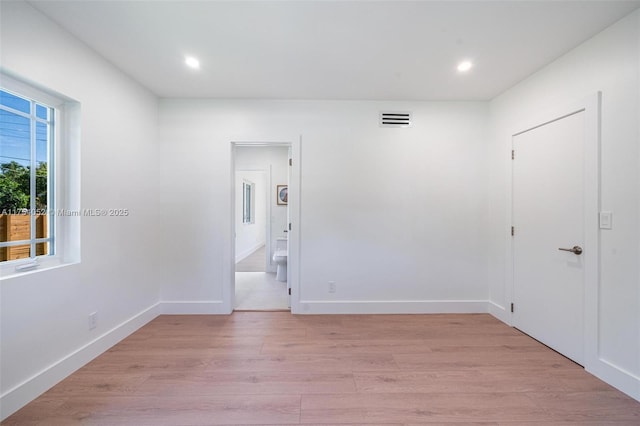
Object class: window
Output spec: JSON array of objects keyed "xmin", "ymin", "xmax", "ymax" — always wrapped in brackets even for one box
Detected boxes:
[
  {"xmin": 242, "ymin": 181, "xmax": 255, "ymax": 224},
  {"xmin": 0, "ymin": 74, "xmax": 80, "ymax": 276},
  {"xmin": 0, "ymin": 89, "xmax": 54, "ymax": 263}
]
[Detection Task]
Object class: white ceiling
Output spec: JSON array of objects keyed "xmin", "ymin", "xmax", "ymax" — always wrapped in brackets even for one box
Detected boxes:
[{"xmin": 27, "ymin": 0, "xmax": 640, "ymax": 101}]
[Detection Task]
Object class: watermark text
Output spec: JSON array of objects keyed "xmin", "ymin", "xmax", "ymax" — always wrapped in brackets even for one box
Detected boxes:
[{"xmin": 1, "ymin": 208, "xmax": 130, "ymax": 217}]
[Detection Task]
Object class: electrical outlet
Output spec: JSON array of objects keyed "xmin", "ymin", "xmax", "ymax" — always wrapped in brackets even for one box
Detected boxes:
[
  {"xmin": 89, "ymin": 312, "xmax": 97, "ymax": 330},
  {"xmin": 328, "ymin": 281, "xmax": 337, "ymax": 293}
]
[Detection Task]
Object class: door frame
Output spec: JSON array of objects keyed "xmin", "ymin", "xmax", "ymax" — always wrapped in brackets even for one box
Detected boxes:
[
  {"xmin": 227, "ymin": 138, "xmax": 302, "ymax": 314},
  {"xmin": 505, "ymin": 93, "xmax": 600, "ymax": 368}
]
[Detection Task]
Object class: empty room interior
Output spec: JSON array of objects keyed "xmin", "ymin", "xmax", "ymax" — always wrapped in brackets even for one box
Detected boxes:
[{"xmin": 1, "ymin": 0, "xmax": 640, "ymax": 423}]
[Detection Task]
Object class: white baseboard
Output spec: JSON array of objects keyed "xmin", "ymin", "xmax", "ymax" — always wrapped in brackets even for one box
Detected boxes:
[
  {"xmin": 161, "ymin": 300, "xmax": 229, "ymax": 314},
  {"xmin": 295, "ymin": 300, "xmax": 489, "ymax": 314},
  {"xmin": 587, "ymin": 357, "xmax": 640, "ymax": 402},
  {"xmin": 235, "ymin": 242, "xmax": 265, "ymax": 263},
  {"xmin": 0, "ymin": 303, "xmax": 160, "ymax": 421},
  {"xmin": 488, "ymin": 300, "xmax": 511, "ymax": 324}
]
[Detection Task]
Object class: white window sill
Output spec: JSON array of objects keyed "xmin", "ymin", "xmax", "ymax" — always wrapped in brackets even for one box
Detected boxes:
[{"xmin": 0, "ymin": 257, "xmax": 79, "ymax": 280}]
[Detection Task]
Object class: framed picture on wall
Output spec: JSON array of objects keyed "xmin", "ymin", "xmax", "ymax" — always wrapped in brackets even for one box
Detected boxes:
[{"xmin": 277, "ymin": 185, "xmax": 288, "ymax": 205}]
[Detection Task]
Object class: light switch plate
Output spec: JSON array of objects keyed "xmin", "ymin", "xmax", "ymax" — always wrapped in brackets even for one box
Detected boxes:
[{"xmin": 599, "ymin": 211, "xmax": 612, "ymax": 230}]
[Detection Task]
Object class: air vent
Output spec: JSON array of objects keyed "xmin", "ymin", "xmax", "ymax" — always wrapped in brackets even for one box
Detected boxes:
[{"xmin": 380, "ymin": 111, "xmax": 412, "ymax": 128}]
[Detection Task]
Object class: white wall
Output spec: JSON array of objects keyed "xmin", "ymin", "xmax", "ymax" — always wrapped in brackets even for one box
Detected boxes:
[
  {"xmin": 235, "ymin": 146, "xmax": 289, "ymax": 271},
  {"xmin": 235, "ymin": 170, "xmax": 266, "ymax": 262},
  {"xmin": 158, "ymin": 100, "xmax": 489, "ymax": 313},
  {"xmin": 487, "ymin": 10, "xmax": 640, "ymax": 399},
  {"xmin": 0, "ymin": 1, "xmax": 160, "ymax": 418}
]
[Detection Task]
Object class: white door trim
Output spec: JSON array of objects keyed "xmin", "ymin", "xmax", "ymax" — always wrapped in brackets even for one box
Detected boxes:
[
  {"xmin": 228, "ymin": 138, "xmax": 302, "ymax": 314},
  {"xmin": 505, "ymin": 92, "xmax": 600, "ymax": 366}
]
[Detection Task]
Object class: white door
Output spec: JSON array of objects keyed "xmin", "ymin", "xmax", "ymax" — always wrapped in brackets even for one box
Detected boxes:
[
  {"xmin": 287, "ymin": 148, "xmax": 292, "ymax": 308},
  {"xmin": 512, "ymin": 111, "xmax": 585, "ymax": 365}
]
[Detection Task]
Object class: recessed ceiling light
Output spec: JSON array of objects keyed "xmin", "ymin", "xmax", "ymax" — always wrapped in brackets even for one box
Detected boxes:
[
  {"xmin": 185, "ymin": 56, "xmax": 200, "ymax": 70},
  {"xmin": 457, "ymin": 60, "xmax": 473, "ymax": 73}
]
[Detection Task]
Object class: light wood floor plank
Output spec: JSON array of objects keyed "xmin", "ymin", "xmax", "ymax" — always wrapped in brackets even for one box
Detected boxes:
[
  {"xmin": 42, "ymin": 372, "xmax": 151, "ymax": 397},
  {"xmin": 206, "ymin": 353, "xmax": 398, "ymax": 373},
  {"xmin": 135, "ymin": 371, "xmax": 357, "ymax": 396},
  {"xmin": 299, "ymin": 392, "xmax": 552, "ymax": 423},
  {"xmin": 353, "ymin": 369, "xmax": 571, "ymax": 394},
  {"xmin": 393, "ymin": 346, "xmax": 572, "ymax": 371},
  {"xmin": 5, "ymin": 395, "xmax": 301, "ymax": 426},
  {"xmin": 81, "ymin": 351, "xmax": 212, "ymax": 372},
  {"xmin": 526, "ymin": 390, "xmax": 640, "ymax": 422},
  {"xmin": 261, "ymin": 338, "xmax": 436, "ymax": 355}
]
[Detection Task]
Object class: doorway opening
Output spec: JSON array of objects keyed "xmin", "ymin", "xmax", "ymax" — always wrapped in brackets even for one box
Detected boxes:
[{"xmin": 231, "ymin": 143, "xmax": 293, "ymax": 311}]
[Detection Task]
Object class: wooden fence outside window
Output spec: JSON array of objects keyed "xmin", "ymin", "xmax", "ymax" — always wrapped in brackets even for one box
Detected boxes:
[{"xmin": 0, "ymin": 214, "xmax": 48, "ymax": 261}]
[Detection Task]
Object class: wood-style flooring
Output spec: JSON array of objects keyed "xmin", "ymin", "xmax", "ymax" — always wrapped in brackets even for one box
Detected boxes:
[{"xmin": 3, "ymin": 313, "xmax": 640, "ymax": 425}]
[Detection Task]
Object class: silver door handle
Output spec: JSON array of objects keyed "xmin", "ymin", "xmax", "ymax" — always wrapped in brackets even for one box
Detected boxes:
[{"xmin": 558, "ymin": 246, "xmax": 583, "ymax": 255}]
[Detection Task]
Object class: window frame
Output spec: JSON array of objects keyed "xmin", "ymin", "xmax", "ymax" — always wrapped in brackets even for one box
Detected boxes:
[
  {"xmin": 0, "ymin": 88, "xmax": 56, "ymax": 261},
  {"xmin": 0, "ymin": 73, "xmax": 80, "ymax": 278},
  {"xmin": 242, "ymin": 180, "xmax": 255, "ymax": 225}
]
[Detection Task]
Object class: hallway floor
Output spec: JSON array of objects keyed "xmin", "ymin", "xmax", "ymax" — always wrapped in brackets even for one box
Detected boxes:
[
  {"xmin": 235, "ymin": 246, "xmax": 267, "ymax": 272},
  {"xmin": 235, "ymin": 272, "xmax": 288, "ymax": 311}
]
